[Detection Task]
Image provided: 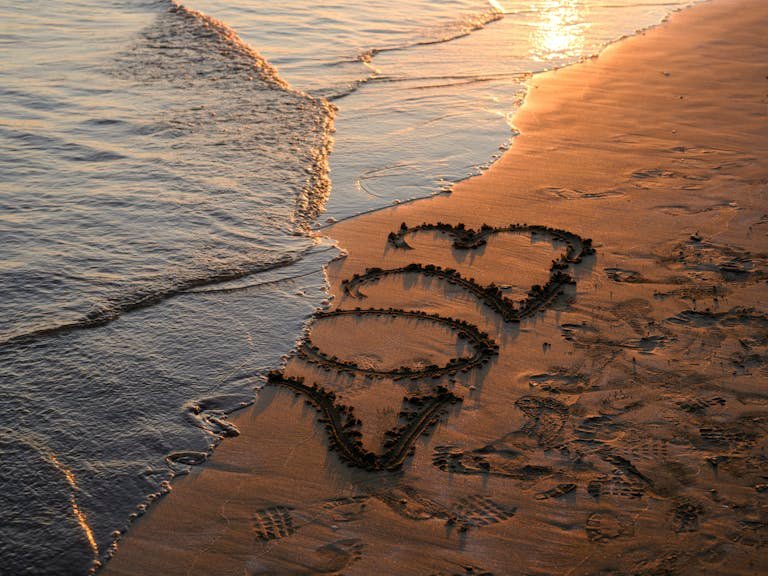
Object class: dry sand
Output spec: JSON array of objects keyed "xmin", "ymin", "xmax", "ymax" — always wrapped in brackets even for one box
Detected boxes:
[{"xmin": 103, "ymin": 0, "xmax": 768, "ymax": 574}]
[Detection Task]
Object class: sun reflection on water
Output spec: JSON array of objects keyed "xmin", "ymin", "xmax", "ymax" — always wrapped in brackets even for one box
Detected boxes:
[
  {"xmin": 530, "ymin": 0, "xmax": 590, "ymax": 62},
  {"xmin": 489, "ymin": 0, "xmax": 506, "ymax": 12},
  {"xmin": 49, "ymin": 453, "xmax": 100, "ymax": 561}
]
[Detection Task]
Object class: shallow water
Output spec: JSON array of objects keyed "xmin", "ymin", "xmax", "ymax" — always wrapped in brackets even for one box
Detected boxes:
[
  {"xmin": 0, "ymin": 0, "xmax": 695, "ymax": 572},
  {"xmin": 189, "ymin": 0, "xmax": 698, "ymax": 221}
]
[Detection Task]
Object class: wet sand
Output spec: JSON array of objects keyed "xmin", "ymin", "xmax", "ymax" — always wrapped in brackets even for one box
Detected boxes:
[{"xmin": 103, "ymin": 0, "xmax": 768, "ymax": 574}]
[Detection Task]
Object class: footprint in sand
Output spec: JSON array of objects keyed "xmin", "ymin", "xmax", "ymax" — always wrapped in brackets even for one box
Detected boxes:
[
  {"xmin": 584, "ymin": 511, "xmax": 635, "ymax": 542},
  {"xmin": 698, "ymin": 422, "xmax": 760, "ymax": 449},
  {"xmin": 252, "ymin": 505, "xmax": 296, "ymax": 542},
  {"xmin": 587, "ymin": 470, "xmax": 646, "ymax": 500},
  {"xmin": 313, "ymin": 538, "xmax": 364, "ymax": 572},
  {"xmin": 246, "ymin": 538, "xmax": 364, "ymax": 575},
  {"xmin": 676, "ymin": 395, "xmax": 726, "ymax": 414},
  {"xmin": 515, "ymin": 395, "xmax": 570, "ymax": 447},
  {"xmin": 373, "ymin": 485, "xmax": 517, "ymax": 532},
  {"xmin": 534, "ymin": 483, "xmax": 577, "ymax": 500},
  {"xmin": 528, "ymin": 369, "xmax": 588, "ymax": 394},
  {"xmin": 584, "ymin": 512, "xmax": 635, "ymax": 542},
  {"xmin": 446, "ymin": 495, "xmax": 517, "ymax": 530},
  {"xmin": 432, "ymin": 444, "xmax": 554, "ymax": 483},
  {"xmin": 375, "ymin": 485, "xmax": 447, "ymax": 522},
  {"xmin": 251, "ymin": 497, "xmax": 371, "ymax": 544},
  {"xmin": 319, "ymin": 495, "xmax": 371, "ymax": 523},
  {"xmin": 669, "ymin": 498, "xmax": 704, "ymax": 533},
  {"xmin": 573, "ymin": 414, "xmax": 622, "ymax": 443}
]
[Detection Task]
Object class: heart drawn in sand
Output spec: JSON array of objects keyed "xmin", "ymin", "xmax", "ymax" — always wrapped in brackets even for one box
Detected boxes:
[
  {"xmin": 298, "ymin": 308, "xmax": 499, "ymax": 380},
  {"xmin": 268, "ymin": 370, "xmax": 462, "ymax": 470},
  {"xmin": 345, "ymin": 222, "xmax": 595, "ymax": 322},
  {"xmin": 271, "ymin": 223, "xmax": 595, "ymax": 472}
]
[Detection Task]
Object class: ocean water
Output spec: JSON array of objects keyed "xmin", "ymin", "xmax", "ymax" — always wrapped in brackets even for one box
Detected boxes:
[{"xmin": 0, "ymin": 0, "xmax": 694, "ymax": 573}]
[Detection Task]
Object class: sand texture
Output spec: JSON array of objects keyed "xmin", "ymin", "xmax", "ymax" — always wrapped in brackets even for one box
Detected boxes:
[{"xmin": 103, "ymin": 0, "xmax": 768, "ymax": 574}]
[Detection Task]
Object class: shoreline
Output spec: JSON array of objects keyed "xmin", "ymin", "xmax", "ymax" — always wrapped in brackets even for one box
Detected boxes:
[
  {"xmin": 310, "ymin": 0, "xmax": 703, "ymax": 234},
  {"xmin": 103, "ymin": 0, "xmax": 768, "ymax": 573}
]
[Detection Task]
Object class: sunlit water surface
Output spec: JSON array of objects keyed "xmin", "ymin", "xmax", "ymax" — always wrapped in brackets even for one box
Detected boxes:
[{"xmin": 0, "ymin": 0, "xmax": 694, "ymax": 572}]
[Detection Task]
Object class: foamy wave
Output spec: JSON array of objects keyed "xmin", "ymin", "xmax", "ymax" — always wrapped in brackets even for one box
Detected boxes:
[
  {"xmin": 317, "ymin": 6, "xmax": 504, "ymax": 101},
  {"xmin": 114, "ymin": 0, "xmax": 336, "ymax": 229},
  {"xmin": 358, "ymin": 6, "xmax": 503, "ymax": 62},
  {"xmin": 0, "ymin": 245, "xmax": 336, "ymax": 348},
  {"xmin": 2, "ymin": 0, "xmax": 339, "ymax": 344}
]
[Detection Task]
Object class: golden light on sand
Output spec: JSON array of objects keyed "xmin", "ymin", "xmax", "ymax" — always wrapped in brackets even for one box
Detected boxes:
[{"xmin": 530, "ymin": 0, "xmax": 589, "ymax": 62}]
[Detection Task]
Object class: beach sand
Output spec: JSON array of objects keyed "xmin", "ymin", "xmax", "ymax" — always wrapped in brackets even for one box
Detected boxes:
[{"xmin": 103, "ymin": 0, "xmax": 768, "ymax": 574}]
